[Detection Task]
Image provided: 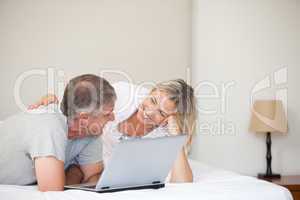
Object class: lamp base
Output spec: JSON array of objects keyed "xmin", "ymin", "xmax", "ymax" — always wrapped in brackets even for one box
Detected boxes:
[{"xmin": 258, "ymin": 173, "xmax": 281, "ymax": 179}]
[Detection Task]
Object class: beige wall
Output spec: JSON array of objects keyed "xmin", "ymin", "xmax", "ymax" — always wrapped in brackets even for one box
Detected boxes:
[
  {"xmin": 0, "ymin": 0, "xmax": 191, "ymax": 119},
  {"xmin": 191, "ymin": 0, "xmax": 300, "ymax": 175}
]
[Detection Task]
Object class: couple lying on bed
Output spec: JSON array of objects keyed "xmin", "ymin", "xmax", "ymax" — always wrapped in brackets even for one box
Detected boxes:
[{"xmin": 0, "ymin": 74, "xmax": 197, "ymax": 192}]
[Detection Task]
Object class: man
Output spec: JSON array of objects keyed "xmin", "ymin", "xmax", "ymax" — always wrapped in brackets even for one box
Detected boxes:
[{"xmin": 0, "ymin": 74, "xmax": 116, "ymax": 191}]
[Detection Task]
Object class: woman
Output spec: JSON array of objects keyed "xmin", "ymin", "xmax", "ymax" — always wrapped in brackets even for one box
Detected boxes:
[{"xmin": 29, "ymin": 79, "xmax": 197, "ymax": 183}]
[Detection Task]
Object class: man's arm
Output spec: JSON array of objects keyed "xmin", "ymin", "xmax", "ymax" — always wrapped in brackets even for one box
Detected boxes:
[
  {"xmin": 80, "ymin": 162, "xmax": 104, "ymax": 183},
  {"xmin": 35, "ymin": 156, "xmax": 65, "ymax": 191}
]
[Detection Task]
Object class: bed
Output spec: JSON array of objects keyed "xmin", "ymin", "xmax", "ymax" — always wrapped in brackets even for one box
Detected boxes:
[{"xmin": 0, "ymin": 160, "xmax": 293, "ymax": 200}]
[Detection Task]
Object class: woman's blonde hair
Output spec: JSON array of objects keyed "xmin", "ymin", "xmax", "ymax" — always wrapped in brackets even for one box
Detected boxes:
[{"xmin": 152, "ymin": 79, "xmax": 197, "ymax": 152}]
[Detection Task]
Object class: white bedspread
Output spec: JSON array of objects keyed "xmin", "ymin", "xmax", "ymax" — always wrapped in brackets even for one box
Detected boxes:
[{"xmin": 0, "ymin": 160, "xmax": 293, "ymax": 200}]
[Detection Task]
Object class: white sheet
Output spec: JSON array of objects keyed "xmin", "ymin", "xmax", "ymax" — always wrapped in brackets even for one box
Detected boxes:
[{"xmin": 0, "ymin": 160, "xmax": 293, "ymax": 200}]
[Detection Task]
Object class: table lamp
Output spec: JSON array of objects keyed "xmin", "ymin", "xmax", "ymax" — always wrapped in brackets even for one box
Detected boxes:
[{"xmin": 249, "ymin": 100, "xmax": 288, "ymax": 179}]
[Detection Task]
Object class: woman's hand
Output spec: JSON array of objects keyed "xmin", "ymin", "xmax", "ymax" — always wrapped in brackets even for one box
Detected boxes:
[
  {"xmin": 28, "ymin": 94, "xmax": 59, "ymax": 110},
  {"xmin": 165, "ymin": 115, "xmax": 181, "ymax": 135}
]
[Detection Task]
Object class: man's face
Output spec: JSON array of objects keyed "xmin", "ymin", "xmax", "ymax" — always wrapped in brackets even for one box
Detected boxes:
[{"xmin": 68, "ymin": 102, "xmax": 115, "ymax": 139}]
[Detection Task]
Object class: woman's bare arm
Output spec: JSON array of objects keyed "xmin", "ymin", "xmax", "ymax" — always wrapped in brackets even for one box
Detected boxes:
[
  {"xmin": 28, "ymin": 94, "xmax": 59, "ymax": 109},
  {"xmin": 169, "ymin": 148, "xmax": 193, "ymax": 183},
  {"xmin": 166, "ymin": 116, "xmax": 193, "ymax": 183}
]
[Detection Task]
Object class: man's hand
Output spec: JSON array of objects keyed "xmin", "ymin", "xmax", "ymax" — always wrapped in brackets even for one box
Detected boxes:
[
  {"xmin": 65, "ymin": 163, "xmax": 103, "ymax": 185},
  {"xmin": 65, "ymin": 165, "xmax": 84, "ymax": 185},
  {"xmin": 80, "ymin": 162, "xmax": 104, "ymax": 183},
  {"xmin": 35, "ymin": 156, "xmax": 65, "ymax": 192}
]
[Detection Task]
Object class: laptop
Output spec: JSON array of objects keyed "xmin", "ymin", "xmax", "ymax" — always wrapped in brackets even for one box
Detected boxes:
[{"xmin": 64, "ymin": 135, "xmax": 186, "ymax": 193}]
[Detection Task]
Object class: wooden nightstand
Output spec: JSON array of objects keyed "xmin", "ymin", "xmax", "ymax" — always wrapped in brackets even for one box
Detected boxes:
[{"xmin": 258, "ymin": 175, "xmax": 300, "ymax": 200}]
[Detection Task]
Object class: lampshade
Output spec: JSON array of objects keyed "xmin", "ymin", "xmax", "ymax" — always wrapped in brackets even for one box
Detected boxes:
[{"xmin": 249, "ymin": 100, "xmax": 288, "ymax": 133}]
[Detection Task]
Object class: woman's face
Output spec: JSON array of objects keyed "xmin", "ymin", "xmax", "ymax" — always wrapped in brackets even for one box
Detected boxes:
[{"xmin": 137, "ymin": 90, "xmax": 177, "ymax": 127}]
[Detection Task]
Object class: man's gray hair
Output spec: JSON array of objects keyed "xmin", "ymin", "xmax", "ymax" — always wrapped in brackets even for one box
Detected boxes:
[{"xmin": 60, "ymin": 74, "xmax": 116, "ymax": 118}]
